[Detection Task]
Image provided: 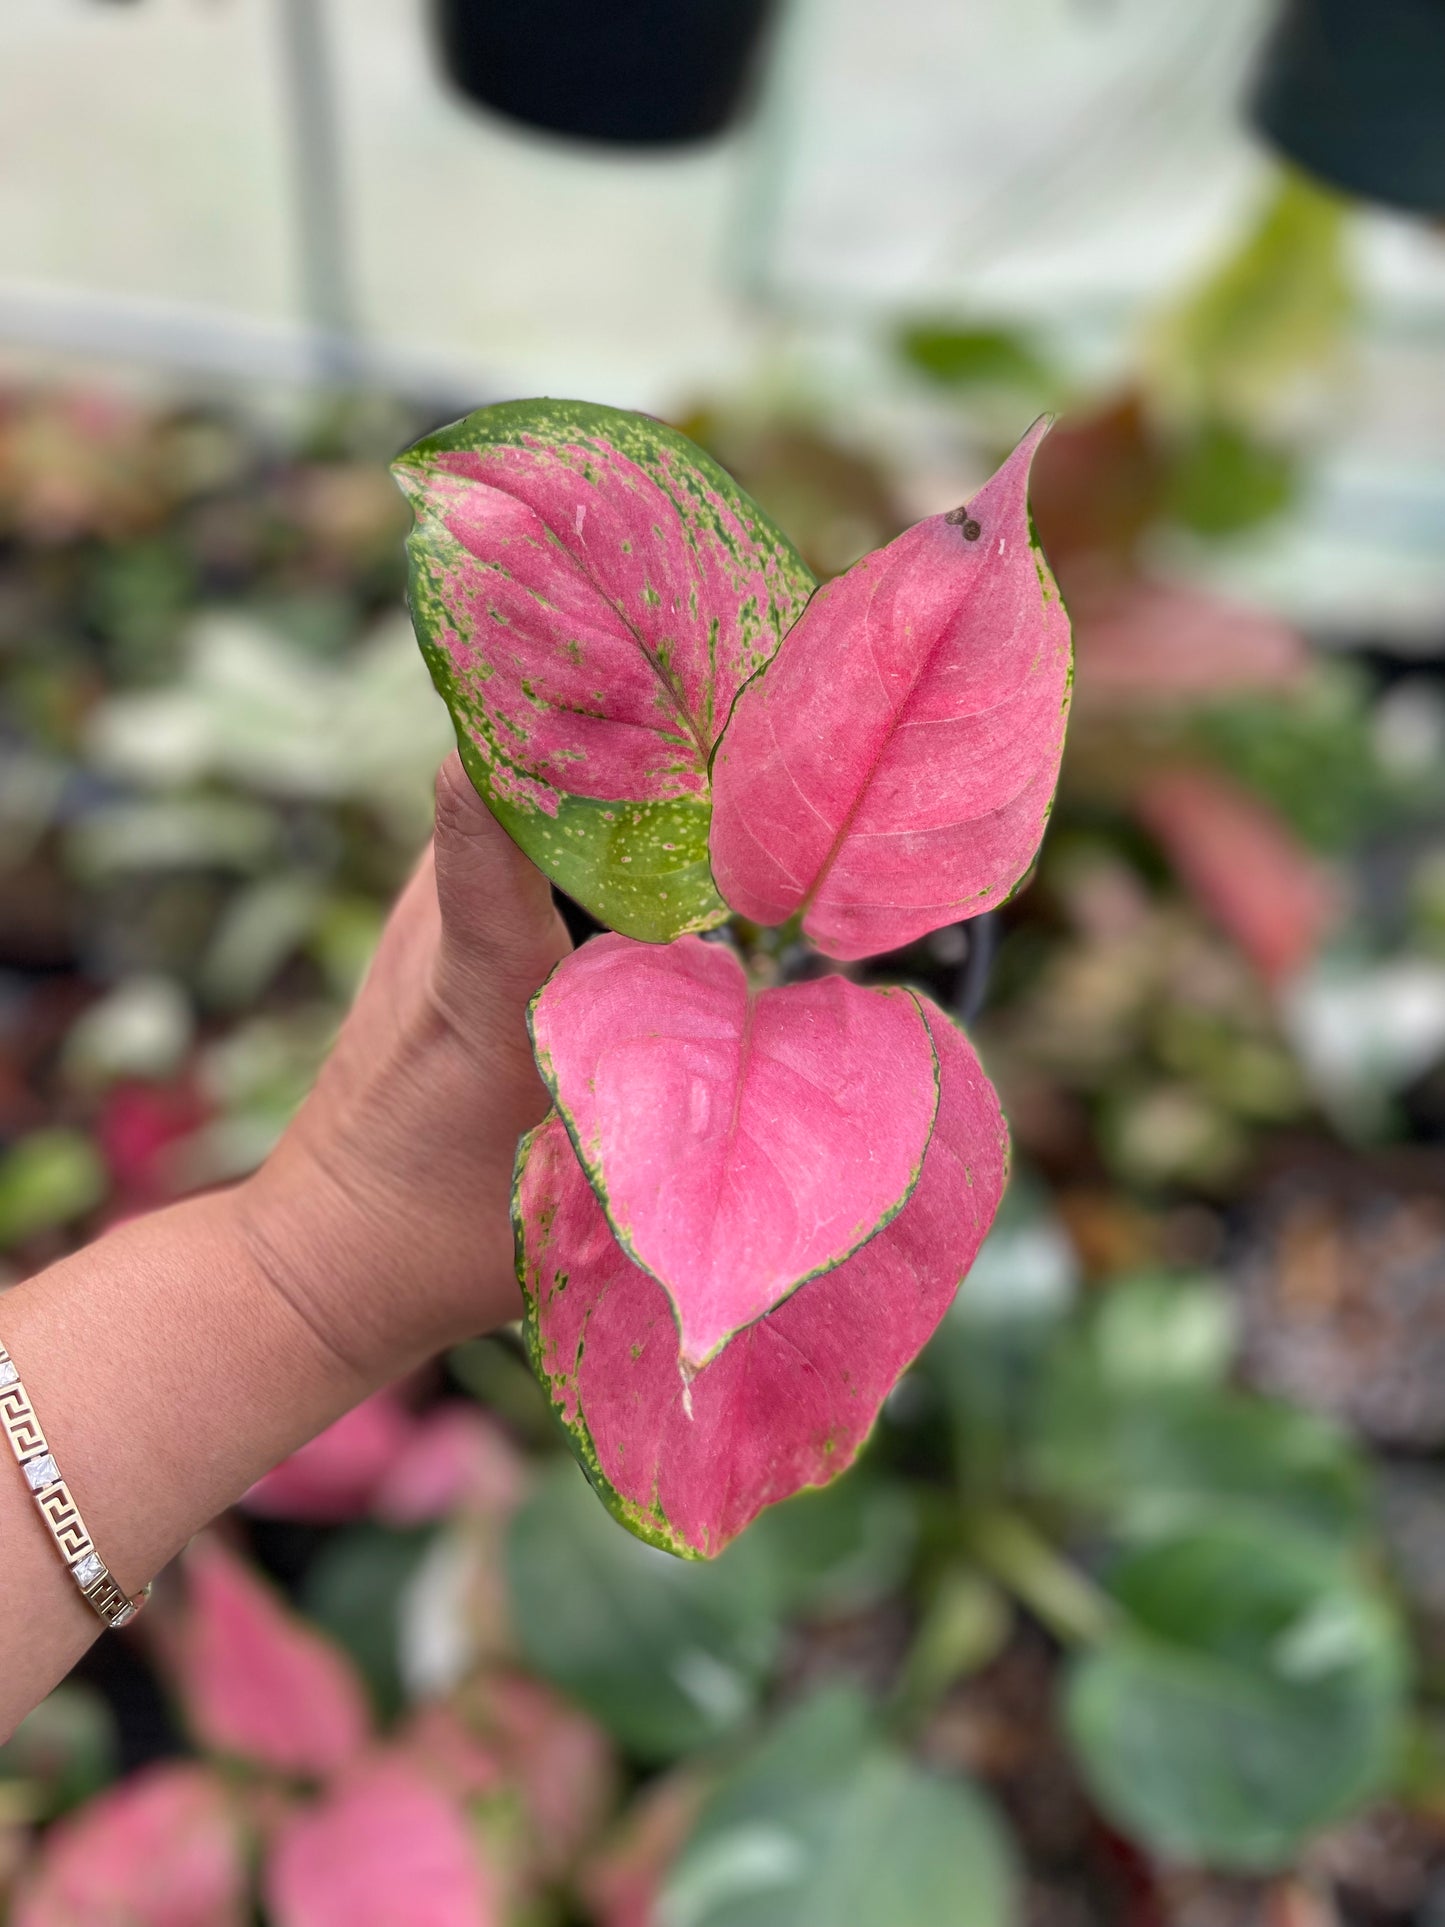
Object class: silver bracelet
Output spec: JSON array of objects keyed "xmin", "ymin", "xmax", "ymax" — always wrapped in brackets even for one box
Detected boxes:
[{"xmin": 0, "ymin": 1340, "xmax": 151, "ymax": 1630}]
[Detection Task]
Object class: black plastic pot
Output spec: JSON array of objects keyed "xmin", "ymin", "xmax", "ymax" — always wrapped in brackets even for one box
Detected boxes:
[
  {"xmin": 432, "ymin": 0, "xmax": 777, "ymax": 146},
  {"xmin": 1250, "ymin": 0, "xmax": 1445, "ymax": 216}
]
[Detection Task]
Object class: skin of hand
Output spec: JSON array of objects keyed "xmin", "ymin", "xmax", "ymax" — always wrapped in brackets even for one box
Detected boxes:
[
  {"xmin": 239, "ymin": 752, "xmax": 573, "ymax": 1382},
  {"xmin": 0, "ymin": 755, "xmax": 569, "ymax": 1734}
]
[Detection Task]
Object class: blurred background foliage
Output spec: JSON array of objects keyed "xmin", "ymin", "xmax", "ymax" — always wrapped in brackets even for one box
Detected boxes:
[{"xmin": 3, "ymin": 1, "xmax": 1445, "ymax": 1923}]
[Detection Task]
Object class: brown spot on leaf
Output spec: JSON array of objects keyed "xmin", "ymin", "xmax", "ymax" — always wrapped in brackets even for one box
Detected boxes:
[{"xmin": 944, "ymin": 508, "xmax": 983, "ymax": 540}]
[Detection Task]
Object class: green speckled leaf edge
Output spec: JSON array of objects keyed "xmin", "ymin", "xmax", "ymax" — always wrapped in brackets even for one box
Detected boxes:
[{"xmin": 512, "ymin": 1116, "xmax": 698, "ymax": 1559}]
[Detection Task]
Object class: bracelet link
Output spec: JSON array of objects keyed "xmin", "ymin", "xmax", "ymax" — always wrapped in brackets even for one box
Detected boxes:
[
  {"xmin": 0, "ymin": 1340, "xmax": 150, "ymax": 1631},
  {"xmin": 80, "ymin": 1568, "xmax": 144, "ymax": 1630},
  {"xmin": 0, "ymin": 1373, "xmax": 48, "ymax": 1463}
]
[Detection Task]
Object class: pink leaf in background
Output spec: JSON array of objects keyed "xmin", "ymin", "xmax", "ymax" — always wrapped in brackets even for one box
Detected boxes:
[
  {"xmin": 1069, "ymin": 576, "xmax": 1307, "ymax": 712},
  {"xmin": 266, "ymin": 1758, "xmax": 497, "ymax": 1927},
  {"xmin": 97, "ymin": 1078, "xmax": 208, "ymax": 1207},
  {"xmin": 173, "ymin": 1537, "xmax": 371, "ymax": 1779},
  {"xmin": 529, "ymin": 934, "xmax": 939, "ymax": 1371},
  {"xmin": 474, "ymin": 1671, "xmax": 617, "ymax": 1878},
  {"xmin": 519, "ymin": 997, "xmax": 1007, "ymax": 1556},
  {"xmin": 13, "ymin": 1763, "xmax": 245, "ymax": 1927},
  {"xmin": 1135, "ymin": 765, "xmax": 1342, "ymax": 986},
  {"xmin": 710, "ymin": 417, "xmax": 1072, "ymax": 960},
  {"xmin": 581, "ymin": 1769, "xmax": 707, "ymax": 1927},
  {"xmin": 396, "ymin": 1705, "xmax": 506, "ymax": 1805},
  {"xmin": 398, "ymin": 1681, "xmax": 614, "ymax": 1884},
  {"xmin": 242, "ymin": 1389, "xmax": 415, "ymax": 1523},
  {"xmin": 374, "ymin": 1406, "xmax": 527, "ymax": 1526}
]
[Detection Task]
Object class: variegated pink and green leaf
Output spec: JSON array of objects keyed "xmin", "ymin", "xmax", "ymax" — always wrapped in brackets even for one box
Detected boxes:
[
  {"xmin": 393, "ymin": 400, "xmax": 815, "ymax": 941},
  {"xmin": 528, "ymin": 933, "xmax": 940, "ymax": 1373},
  {"xmin": 709, "ymin": 417, "xmax": 1072, "ymax": 960},
  {"xmin": 516, "ymin": 997, "xmax": 1007, "ymax": 1558}
]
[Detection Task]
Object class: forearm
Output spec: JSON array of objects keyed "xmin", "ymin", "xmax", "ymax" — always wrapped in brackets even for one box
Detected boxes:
[
  {"xmin": 0, "ymin": 1188, "xmax": 369, "ymax": 1738},
  {"xmin": 0, "ymin": 771, "xmax": 568, "ymax": 1739}
]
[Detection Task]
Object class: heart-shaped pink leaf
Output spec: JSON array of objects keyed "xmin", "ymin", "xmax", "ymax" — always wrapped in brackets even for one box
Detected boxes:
[
  {"xmin": 173, "ymin": 1536, "xmax": 371, "ymax": 1779},
  {"xmin": 529, "ymin": 933, "xmax": 940, "ymax": 1371},
  {"xmin": 266, "ymin": 1758, "xmax": 498, "ymax": 1927},
  {"xmin": 394, "ymin": 400, "xmax": 815, "ymax": 942},
  {"xmin": 518, "ymin": 997, "xmax": 1007, "ymax": 1556},
  {"xmin": 710, "ymin": 417, "xmax": 1072, "ymax": 960},
  {"xmin": 13, "ymin": 1764, "xmax": 246, "ymax": 1927}
]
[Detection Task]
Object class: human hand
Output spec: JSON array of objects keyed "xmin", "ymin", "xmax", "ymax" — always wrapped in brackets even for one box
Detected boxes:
[{"xmin": 236, "ymin": 754, "xmax": 571, "ymax": 1389}]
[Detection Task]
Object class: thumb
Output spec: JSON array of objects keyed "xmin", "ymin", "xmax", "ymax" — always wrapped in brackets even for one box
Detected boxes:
[{"xmin": 431, "ymin": 752, "xmax": 570, "ymax": 1005}]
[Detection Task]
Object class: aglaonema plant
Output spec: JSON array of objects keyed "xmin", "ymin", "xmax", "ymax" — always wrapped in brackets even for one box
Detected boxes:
[{"xmin": 395, "ymin": 400, "xmax": 1071, "ymax": 1558}]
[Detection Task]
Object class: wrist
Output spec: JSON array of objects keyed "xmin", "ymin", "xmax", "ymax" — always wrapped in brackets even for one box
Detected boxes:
[
  {"xmin": 228, "ymin": 1158, "xmax": 392, "ymax": 1398},
  {"xmin": 233, "ymin": 1022, "xmax": 530, "ymax": 1390}
]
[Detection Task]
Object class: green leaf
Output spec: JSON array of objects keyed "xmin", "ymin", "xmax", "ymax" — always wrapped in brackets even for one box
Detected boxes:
[
  {"xmin": 735, "ymin": 1474, "xmax": 919, "ymax": 1621},
  {"xmin": 891, "ymin": 1568, "xmax": 1012, "ymax": 1728},
  {"xmin": 1147, "ymin": 171, "xmax": 1355, "ymax": 428},
  {"xmin": 918, "ymin": 1182, "xmax": 1078, "ymax": 1497},
  {"xmin": 898, "ymin": 323, "xmax": 1058, "ymax": 396},
  {"xmin": 662, "ymin": 1688, "xmax": 1018, "ymax": 1927},
  {"xmin": 395, "ymin": 399, "xmax": 814, "ymax": 941},
  {"xmin": 0, "ymin": 1130, "xmax": 107, "ymax": 1249},
  {"xmin": 1191, "ymin": 665, "xmax": 1409, "ymax": 853},
  {"xmin": 506, "ymin": 1461, "xmax": 782, "ymax": 1761},
  {"xmin": 1029, "ymin": 1364, "xmax": 1366, "ymax": 1544},
  {"xmin": 1066, "ymin": 1523, "xmax": 1408, "ymax": 1870},
  {"xmin": 0, "ymin": 1686, "xmax": 118, "ymax": 1816},
  {"xmin": 1166, "ymin": 418, "xmax": 1298, "ymax": 538},
  {"xmin": 1083, "ymin": 1273, "xmax": 1238, "ymax": 1392},
  {"xmin": 300, "ymin": 1524, "xmax": 435, "ymax": 1723}
]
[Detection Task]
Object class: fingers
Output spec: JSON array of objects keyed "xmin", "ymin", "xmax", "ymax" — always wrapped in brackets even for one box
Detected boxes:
[{"xmin": 431, "ymin": 753, "xmax": 569, "ymax": 1002}]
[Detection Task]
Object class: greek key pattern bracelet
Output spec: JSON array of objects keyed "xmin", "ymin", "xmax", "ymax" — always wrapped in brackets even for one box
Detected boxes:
[{"xmin": 0, "ymin": 1340, "xmax": 150, "ymax": 1629}]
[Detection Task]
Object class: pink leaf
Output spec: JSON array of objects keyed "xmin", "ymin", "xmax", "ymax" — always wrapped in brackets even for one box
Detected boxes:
[
  {"xmin": 710, "ymin": 417, "xmax": 1072, "ymax": 960},
  {"xmin": 396, "ymin": 1705, "xmax": 506, "ymax": 1804},
  {"xmin": 266, "ymin": 1758, "xmax": 498, "ymax": 1927},
  {"xmin": 174, "ymin": 1537, "xmax": 371, "ymax": 1779},
  {"xmin": 243, "ymin": 1389, "xmax": 416, "ymax": 1523},
  {"xmin": 374, "ymin": 1406, "xmax": 527, "ymax": 1526},
  {"xmin": 1071, "ymin": 576, "xmax": 1307, "ymax": 711},
  {"xmin": 581, "ymin": 1769, "xmax": 707, "ymax": 1927},
  {"xmin": 398, "ymin": 1679, "xmax": 613, "ymax": 1884},
  {"xmin": 13, "ymin": 1763, "xmax": 246, "ymax": 1927},
  {"xmin": 518, "ymin": 996, "xmax": 1007, "ymax": 1556},
  {"xmin": 529, "ymin": 934, "xmax": 940, "ymax": 1371},
  {"xmin": 393, "ymin": 400, "xmax": 815, "ymax": 943},
  {"xmin": 1134, "ymin": 765, "xmax": 1342, "ymax": 985},
  {"xmin": 475, "ymin": 1672, "xmax": 616, "ymax": 1877}
]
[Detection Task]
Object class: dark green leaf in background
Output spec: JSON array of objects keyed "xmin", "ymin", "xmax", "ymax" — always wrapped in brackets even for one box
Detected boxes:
[
  {"xmin": 1028, "ymin": 1278, "xmax": 1366, "ymax": 1543},
  {"xmin": 300, "ymin": 1524, "xmax": 436, "ymax": 1723},
  {"xmin": 1067, "ymin": 1522, "xmax": 1408, "ymax": 1870},
  {"xmin": 898, "ymin": 323, "xmax": 1059, "ymax": 398},
  {"xmin": 662, "ymin": 1688, "xmax": 1018, "ymax": 1927},
  {"xmin": 1165, "ymin": 418, "xmax": 1298, "ymax": 538},
  {"xmin": 507, "ymin": 1462, "xmax": 783, "ymax": 1761}
]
